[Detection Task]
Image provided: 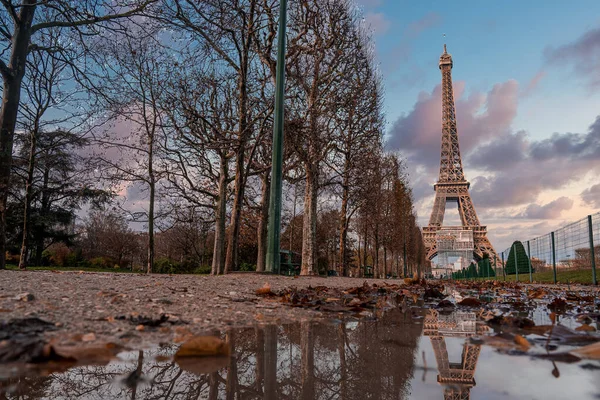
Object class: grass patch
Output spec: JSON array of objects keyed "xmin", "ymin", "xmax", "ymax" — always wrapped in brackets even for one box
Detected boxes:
[{"xmin": 463, "ymin": 269, "xmax": 597, "ymax": 285}]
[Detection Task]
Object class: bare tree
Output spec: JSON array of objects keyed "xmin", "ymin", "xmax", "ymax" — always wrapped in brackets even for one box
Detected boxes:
[
  {"xmin": 0, "ymin": 0, "xmax": 156, "ymax": 269},
  {"xmin": 92, "ymin": 34, "xmax": 170, "ymax": 273}
]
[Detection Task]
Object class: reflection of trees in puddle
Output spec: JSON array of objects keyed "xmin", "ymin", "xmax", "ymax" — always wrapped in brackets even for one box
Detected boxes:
[
  {"xmin": 2, "ymin": 309, "xmax": 424, "ymax": 399},
  {"xmin": 424, "ymin": 310, "xmax": 488, "ymax": 400}
]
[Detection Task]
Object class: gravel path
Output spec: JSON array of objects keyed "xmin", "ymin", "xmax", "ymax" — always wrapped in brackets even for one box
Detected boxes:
[{"xmin": 0, "ymin": 270, "xmax": 393, "ymax": 348}]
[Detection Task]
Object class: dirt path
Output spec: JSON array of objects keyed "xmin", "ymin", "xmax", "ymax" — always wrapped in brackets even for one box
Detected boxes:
[{"xmin": 0, "ymin": 270, "xmax": 393, "ymax": 348}]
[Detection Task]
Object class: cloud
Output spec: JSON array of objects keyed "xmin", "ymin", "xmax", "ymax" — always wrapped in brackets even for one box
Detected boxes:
[
  {"xmin": 521, "ymin": 71, "xmax": 546, "ymax": 97},
  {"xmin": 581, "ymin": 183, "xmax": 600, "ymax": 208},
  {"xmin": 387, "ymin": 77, "xmax": 600, "ymax": 211},
  {"xmin": 519, "ymin": 197, "xmax": 574, "ymax": 219},
  {"xmin": 406, "ymin": 12, "xmax": 441, "ymax": 37},
  {"xmin": 386, "ymin": 79, "xmax": 519, "ymax": 172},
  {"xmin": 364, "ymin": 12, "xmax": 391, "ymax": 36},
  {"xmin": 544, "ymin": 27, "xmax": 600, "ymax": 88}
]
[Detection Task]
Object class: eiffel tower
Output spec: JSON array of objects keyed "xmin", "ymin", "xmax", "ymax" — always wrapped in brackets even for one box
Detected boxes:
[
  {"xmin": 424, "ymin": 310, "xmax": 486, "ymax": 400},
  {"xmin": 423, "ymin": 45, "xmax": 497, "ymax": 264}
]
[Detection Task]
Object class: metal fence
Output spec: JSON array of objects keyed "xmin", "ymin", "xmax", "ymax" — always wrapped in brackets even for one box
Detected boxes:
[{"xmin": 457, "ymin": 213, "xmax": 599, "ymax": 284}]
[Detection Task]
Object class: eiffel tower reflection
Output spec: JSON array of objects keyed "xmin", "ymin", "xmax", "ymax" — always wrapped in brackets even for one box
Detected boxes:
[{"xmin": 423, "ymin": 310, "xmax": 488, "ymax": 400}]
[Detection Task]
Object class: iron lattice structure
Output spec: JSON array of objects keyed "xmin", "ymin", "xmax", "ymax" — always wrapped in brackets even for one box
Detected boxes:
[
  {"xmin": 423, "ymin": 45, "xmax": 497, "ymax": 263},
  {"xmin": 424, "ymin": 310, "xmax": 486, "ymax": 400}
]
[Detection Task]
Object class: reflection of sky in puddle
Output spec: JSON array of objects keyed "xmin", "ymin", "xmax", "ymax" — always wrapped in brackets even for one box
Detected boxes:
[{"xmin": 2, "ymin": 308, "xmax": 599, "ymax": 399}]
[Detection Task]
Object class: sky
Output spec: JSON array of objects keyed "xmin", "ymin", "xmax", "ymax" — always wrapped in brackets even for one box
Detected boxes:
[{"xmin": 357, "ymin": 0, "xmax": 600, "ymax": 252}]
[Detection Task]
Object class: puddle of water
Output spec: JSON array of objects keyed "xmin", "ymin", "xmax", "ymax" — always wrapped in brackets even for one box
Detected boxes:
[{"xmin": 1, "ymin": 307, "xmax": 599, "ymax": 399}]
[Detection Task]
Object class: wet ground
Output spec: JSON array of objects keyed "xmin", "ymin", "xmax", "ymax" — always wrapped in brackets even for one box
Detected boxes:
[{"xmin": 1, "ymin": 273, "xmax": 600, "ymax": 399}]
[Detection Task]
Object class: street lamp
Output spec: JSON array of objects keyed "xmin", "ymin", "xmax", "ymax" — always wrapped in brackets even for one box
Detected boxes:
[{"xmin": 265, "ymin": 0, "xmax": 289, "ymax": 274}]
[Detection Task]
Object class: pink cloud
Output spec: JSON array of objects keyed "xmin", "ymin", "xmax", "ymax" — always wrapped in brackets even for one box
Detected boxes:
[
  {"xmin": 364, "ymin": 12, "xmax": 391, "ymax": 36},
  {"xmin": 521, "ymin": 70, "xmax": 546, "ymax": 97}
]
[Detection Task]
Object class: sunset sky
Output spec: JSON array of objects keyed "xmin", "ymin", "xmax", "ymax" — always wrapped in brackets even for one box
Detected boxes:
[{"xmin": 358, "ymin": 0, "xmax": 600, "ymax": 251}]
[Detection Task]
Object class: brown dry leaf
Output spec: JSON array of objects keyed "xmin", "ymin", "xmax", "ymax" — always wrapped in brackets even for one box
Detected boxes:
[
  {"xmin": 256, "ymin": 283, "xmax": 273, "ymax": 296},
  {"xmin": 411, "ymin": 294, "xmax": 419, "ymax": 304},
  {"xmin": 81, "ymin": 333, "xmax": 96, "ymax": 342},
  {"xmin": 514, "ymin": 334, "xmax": 531, "ymax": 349},
  {"xmin": 528, "ymin": 288, "xmax": 547, "ymax": 299},
  {"xmin": 159, "ymin": 326, "xmax": 171, "ymax": 334},
  {"xmin": 571, "ymin": 342, "xmax": 600, "ymax": 360},
  {"xmin": 458, "ymin": 298, "xmax": 482, "ymax": 307},
  {"xmin": 175, "ymin": 336, "xmax": 230, "ymax": 358},
  {"xmin": 325, "ymin": 298, "xmax": 340, "ymax": 302},
  {"xmin": 478, "ymin": 309, "xmax": 495, "ymax": 322},
  {"xmin": 56, "ymin": 342, "xmax": 122, "ymax": 364},
  {"xmin": 135, "ymin": 325, "xmax": 145, "ymax": 332},
  {"xmin": 174, "ymin": 327, "xmax": 193, "ymax": 343},
  {"xmin": 549, "ymin": 312, "xmax": 556, "ymax": 325},
  {"xmin": 576, "ymin": 324, "xmax": 596, "ymax": 332}
]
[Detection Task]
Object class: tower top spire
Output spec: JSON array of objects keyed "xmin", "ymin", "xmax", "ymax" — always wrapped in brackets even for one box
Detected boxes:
[{"xmin": 439, "ymin": 44, "xmax": 453, "ymax": 69}]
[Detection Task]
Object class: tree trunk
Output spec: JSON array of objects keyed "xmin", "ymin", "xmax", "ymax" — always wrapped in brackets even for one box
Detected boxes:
[
  {"xmin": 255, "ymin": 327, "xmax": 265, "ymax": 392},
  {"xmin": 338, "ymin": 170, "xmax": 349, "ymax": 276},
  {"xmin": 147, "ymin": 148, "xmax": 155, "ymax": 274},
  {"xmin": 208, "ymin": 372, "xmax": 219, "ymax": 400},
  {"xmin": 0, "ymin": 1, "xmax": 37, "ymax": 269},
  {"xmin": 34, "ymin": 163, "xmax": 50, "ymax": 266},
  {"xmin": 264, "ymin": 325, "xmax": 277, "ymax": 400},
  {"xmin": 212, "ymin": 157, "xmax": 228, "ymax": 275},
  {"xmin": 256, "ymin": 173, "xmax": 270, "ymax": 272},
  {"xmin": 225, "ymin": 331, "xmax": 237, "ymax": 400},
  {"xmin": 300, "ymin": 321, "xmax": 315, "ymax": 400},
  {"xmin": 301, "ymin": 162, "xmax": 318, "ymax": 275},
  {"xmin": 383, "ymin": 246, "xmax": 387, "ymax": 278},
  {"xmin": 224, "ymin": 147, "xmax": 244, "ymax": 273},
  {"xmin": 18, "ymin": 130, "xmax": 38, "ymax": 269},
  {"xmin": 362, "ymin": 221, "xmax": 368, "ymax": 267},
  {"xmin": 338, "ymin": 324, "xmax": 348, "ymax": 400}
]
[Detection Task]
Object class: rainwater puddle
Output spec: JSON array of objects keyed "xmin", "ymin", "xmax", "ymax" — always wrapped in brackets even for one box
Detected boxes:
[{"xmin": 1, "ymin": 308, "xmax": 599, "ymax": 399}]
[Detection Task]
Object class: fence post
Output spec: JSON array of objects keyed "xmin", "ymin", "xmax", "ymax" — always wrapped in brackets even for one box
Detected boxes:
[
  {"xmin": 513, "ymin": 243, "xmax": 519, "ymax": 282},
  {"xmin": 551, "ymin": 231, "xmax": 557, "ymax": 284},
  {"xmin": 527, "ymin": 240, "xmax": 532, "ymax": 283},
  {"xmin": 501, "ymin": 252, "xmax": 505, "ymax": 281},
  {"xmin": 588, "ymin": 215, "xmax": 597, "ymax": 285}
]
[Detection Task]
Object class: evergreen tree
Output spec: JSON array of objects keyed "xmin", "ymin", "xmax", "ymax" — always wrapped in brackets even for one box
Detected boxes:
[{"xmin": 505, "ymin": 241, "xmax": 531, "ymax": 275}]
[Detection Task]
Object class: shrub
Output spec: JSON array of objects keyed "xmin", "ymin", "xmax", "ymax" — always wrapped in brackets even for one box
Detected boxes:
[
  {"xmin": 238, "ymin": 262, "xmax": 256, "ymax": 272},
  {"xmin": 90, "ymin": 257, "xmax": 113, "ymax": 269},
  {"xmin": 194, "ymin": 265, "xmax": 211, "ymax": 275}
]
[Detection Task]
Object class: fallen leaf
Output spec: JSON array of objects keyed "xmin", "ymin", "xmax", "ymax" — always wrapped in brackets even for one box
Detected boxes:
[
  {"xmin": 571, "ymin": 342, "xmax": 600, "ymax": 360},
  {"xmin": 514, "ymin": 335, "xmax": 531, "ymax": 349},
  {"xmin": 175, "ymin": 336, "xmax": 230, "ymax": 358},
  {"xmin": 458, "ymin": 298, "xmax": 482, "ymax": 307},
  {"xmin": 135, "ymin": 325, "xmax": 145, "ymax": 332},
  {"xmin": 256, "ymin": 283, "xmax": 274, "ymax": 296},
  {"xmin": 549, "ymin": 312, "xmax": 556, "ymax": 325},
  {"xmin": 576, "ymin": 324, "xmax": 596, "ymax": 332},
  {"xmin": 81, "ymin": 333, "xmax": 96, "ymax": 342},
  {"xmin": 548, "ymin": 298, "xmax": 568, "ymax": 312}
]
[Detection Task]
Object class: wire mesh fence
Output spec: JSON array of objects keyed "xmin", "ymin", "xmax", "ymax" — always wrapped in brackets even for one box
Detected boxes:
[{"xmin": 453, "ymin": 212, "xmax": 599, "ymax": 284}]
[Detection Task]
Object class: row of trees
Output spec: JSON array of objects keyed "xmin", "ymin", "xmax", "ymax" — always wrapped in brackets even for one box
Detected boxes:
[{"xmin": 0, "ymin": 0, "xmax": 426, "ymax": 277}]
